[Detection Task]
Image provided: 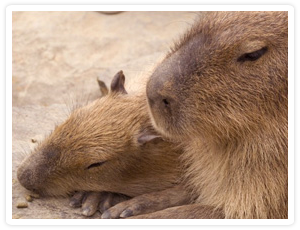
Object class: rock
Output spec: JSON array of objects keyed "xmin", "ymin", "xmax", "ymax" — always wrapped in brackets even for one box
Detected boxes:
[
  {"xmin": 17, "ymin": 202, "xmax": 28, "ymax": 208},
  {"xmin": 25, "ymin": 195, "xmax": 33, "ymax": 202}
]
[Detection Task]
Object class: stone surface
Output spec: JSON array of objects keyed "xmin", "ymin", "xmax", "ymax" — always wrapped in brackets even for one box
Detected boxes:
[{"xmin": 12, "ymin": 11, "xmax": 196, "ymax": 219}]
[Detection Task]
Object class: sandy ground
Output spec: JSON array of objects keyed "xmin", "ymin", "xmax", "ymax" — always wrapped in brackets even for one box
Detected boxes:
[{"xmin": 12, "ymin": 11, "xmax": 196, "ymax": 219}]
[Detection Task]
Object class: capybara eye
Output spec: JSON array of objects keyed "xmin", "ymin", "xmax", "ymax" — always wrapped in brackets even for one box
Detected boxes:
[
  {"xmin": 86, "ymin": 161, "xmax": 106, "ymax": 170},
  {"xmin": 237, "ymin": 47, "xmax": 268, "ymax": 62}
]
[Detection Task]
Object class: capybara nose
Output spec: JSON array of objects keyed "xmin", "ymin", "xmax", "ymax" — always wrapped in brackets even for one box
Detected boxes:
[
  {"xmin": 147, "ymin": 78, "xmax": 171, "ymax": 109},
  {"xmin": 17, "ymin": 167, "xmax": 38, "ymax": 191},
  {"xmin": 147, "ymin": 88, "xmax": 171, "ymax": 110}
]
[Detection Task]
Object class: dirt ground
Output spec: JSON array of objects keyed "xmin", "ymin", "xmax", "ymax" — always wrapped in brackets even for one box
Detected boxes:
[{"xmin": 12, "ymin": 11, "xmax": 196, "ymax": 219}]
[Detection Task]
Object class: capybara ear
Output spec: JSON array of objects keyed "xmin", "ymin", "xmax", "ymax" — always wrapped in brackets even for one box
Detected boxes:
[
  {"xmin": 110, "ymin": 70, "xmax": 127, "ymax": 94},
  {"xmin": 137, "ymin": 130, "xmax": 163, "ymax": 145},
  {"xmin": 97, "ymin": 77, "xmax": 109, "ymax": 97}
]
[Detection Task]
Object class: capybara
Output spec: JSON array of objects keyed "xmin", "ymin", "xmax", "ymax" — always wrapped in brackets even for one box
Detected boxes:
[
  {"xmin": 17, "ymin": 71, "xmax": 188, "ymax": 217},
  {"xmin": 144, "ymin": 11, "xmax": 288, "ymax": 219}
]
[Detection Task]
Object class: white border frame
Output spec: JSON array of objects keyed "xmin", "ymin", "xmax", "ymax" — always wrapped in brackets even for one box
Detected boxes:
[{"xmin": 6, "ymin": 5, "xmax": 294, "ymax": 225}]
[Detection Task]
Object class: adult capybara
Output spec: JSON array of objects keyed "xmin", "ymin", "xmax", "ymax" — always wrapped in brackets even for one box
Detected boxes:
[
  {"xmin": 17, "ymin": 71, "xmax": 188, "ymax": 217},
  {"xmin": 145, "ymin": 11, "xmax": 288, "ymax": 219}
]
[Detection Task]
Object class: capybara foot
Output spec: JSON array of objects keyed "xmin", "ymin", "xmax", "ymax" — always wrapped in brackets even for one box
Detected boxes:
[
  {"xmin": 101, "ymin": 186, "xmax": 190, "ymax": 219},
  {"xmin": 70, "ymin": 191, "xmax": 130, "ymax": 217}
]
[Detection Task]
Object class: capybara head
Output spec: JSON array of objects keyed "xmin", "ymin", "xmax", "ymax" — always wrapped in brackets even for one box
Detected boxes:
[
  {"xmin": 17, "ymin": 71, "xmax": 180, "ymax": 197},
  {"xmin": 146, "ymin": 11, "xmax": 288, "ymax": 143}
]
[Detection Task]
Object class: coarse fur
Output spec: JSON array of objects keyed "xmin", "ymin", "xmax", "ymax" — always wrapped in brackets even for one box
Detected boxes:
[
  {"xmin": 17, "ymin": 71, "xmax": 182, "ymax": 198},
  {"xmin": 146, "ymin": 11, "xmax": 288, "ymax": 218}
]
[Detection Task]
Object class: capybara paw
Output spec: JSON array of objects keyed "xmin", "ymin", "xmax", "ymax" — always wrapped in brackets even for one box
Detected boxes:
[
  {"xmin": 81, "ymin": 192, "xmax": 103, "ymax": 216},
  {"xmin": 69, "ymin": 191, "xmax": 102, "ymax": 216},
  {"xmin": 101, "ymin": 197, "xmax": 151, "ymax": 219},
  {"xmin": 69, "ymin": 191, "xmax": 86, "ymax": 208},
  {"xmin": 70, "ymin": 191, "xmax": 130, "ymax": 217},
  {"xmin": 98, "ymin": 192, "xmax": 130, "ymax": 214}
]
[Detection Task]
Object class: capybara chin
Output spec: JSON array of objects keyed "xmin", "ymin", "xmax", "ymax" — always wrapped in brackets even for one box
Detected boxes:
[
  {"xmin": 146, "ymin": 11, "xmax": 288, "ymax": 218},
  {"xmin": 17, "ymin": 71, "xmax": 181, "ymax": 199}
]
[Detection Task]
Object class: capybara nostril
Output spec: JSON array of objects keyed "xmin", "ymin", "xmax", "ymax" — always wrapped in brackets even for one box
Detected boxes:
[
  {"xmin": 161, "ymin": 97, "xmax": 174, "ymax": 111},
  {"xmin": 162, "ymin": 98, "xmax": 169, "ymax": 107},
  {"xmin": 146, "ymin": 81, "xmax": 171, "ymax": 111},
  {"xmin": 147, "ymin": 89, "xmax": 172, "ymax": 113}
]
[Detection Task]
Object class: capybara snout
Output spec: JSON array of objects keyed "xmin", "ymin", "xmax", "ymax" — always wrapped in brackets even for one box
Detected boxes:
[
  {"xmin": 17, "ymin": 167, "xmax": 36, "ymax": 191},
  {"xmin": 17, "ymin": 153, "xmax": 49, "ymax": 193}
]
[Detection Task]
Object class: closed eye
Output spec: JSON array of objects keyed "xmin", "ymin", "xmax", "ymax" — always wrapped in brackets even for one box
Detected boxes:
[
  {"xmin": 86, "ymin": 161, "xmax": 106, "ymax": 170},
  {"xmin": 237, "ymin": 47, "xmax": 268, "ymax": 62}
]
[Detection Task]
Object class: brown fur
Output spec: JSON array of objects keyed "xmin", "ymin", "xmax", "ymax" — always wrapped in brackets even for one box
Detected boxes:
[
  {"xmin": 146, "ymin": 11, "xmax": 288, "ymax": 219},
  {"xmin": 17, "ymin": 71, "xmax": 182, "ymax": 198},
  {"xmin": 130, "ymin": 204, "xmax": 224, "ymax": 219}
]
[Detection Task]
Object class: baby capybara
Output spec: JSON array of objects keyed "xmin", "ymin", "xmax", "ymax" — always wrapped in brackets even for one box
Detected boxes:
[{"xmin": 17, "ymin": 71, "xmax": 185, "ymax": 217}]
